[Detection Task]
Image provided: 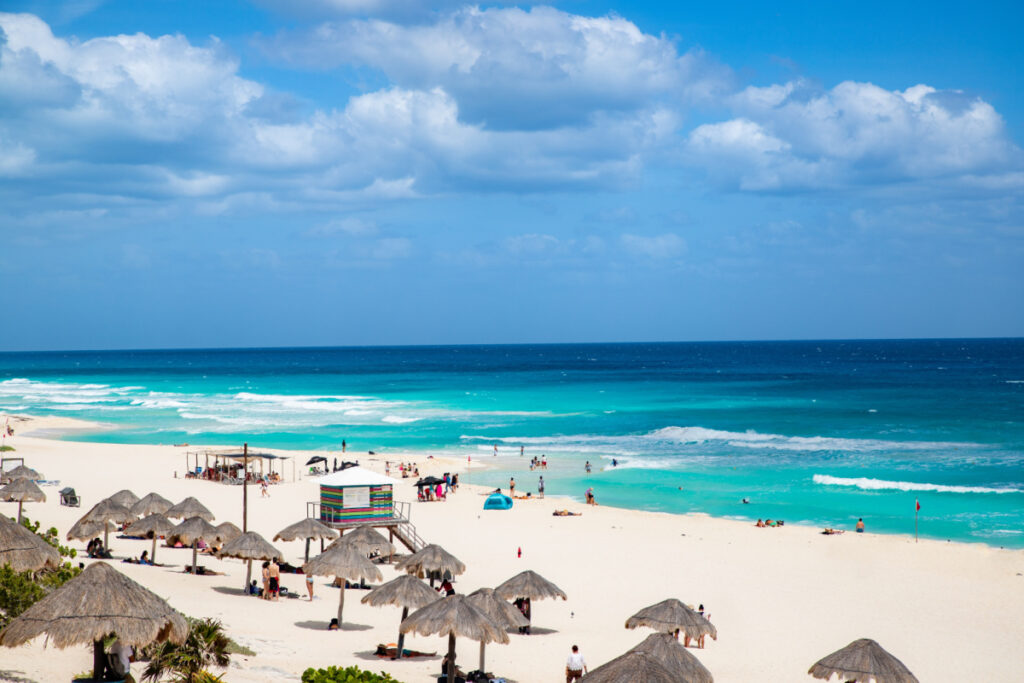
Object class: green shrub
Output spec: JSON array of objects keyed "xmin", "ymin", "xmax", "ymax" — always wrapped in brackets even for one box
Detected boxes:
[
  {"xmin": 301, "ymin": 666, "xmax": 403, "ymax": 683},
  {"xmin": 141, "ymin": 617, "xmax": 231, "ymax": 683},
  {"xmin": 0, "ymin": 445, "xmax": 14, "ymax": 452},
  {"xmin": 0, "ymin": 519, "xmax": 82, "ymax": 627}
]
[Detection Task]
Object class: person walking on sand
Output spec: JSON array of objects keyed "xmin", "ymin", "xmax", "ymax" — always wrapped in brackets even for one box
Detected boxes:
[
  {"xmin": 260, "ymin": 478, "xmax": 269, "ymax": 498},
  {"xmin": 538, "ymin": 475, "xmax": 545, "ymax": 498},
  {"xmin": 342, "ymin": 440, "xmax": 346, "ymax": 453},
  {"xmin": 306, "ymin": 572, "xmax": 314, "ymax": 601},
  {"xmin": 566, "ymin": 645, "xmax": 587, "ymax": 682},
  {"xmin": 510, "ymin": 477, "xmax": 516, "ymax": 496}
]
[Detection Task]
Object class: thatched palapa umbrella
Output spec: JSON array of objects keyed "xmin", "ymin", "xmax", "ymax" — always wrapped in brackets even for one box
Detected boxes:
[
  {"xmin": 395, "ymin": 544, "xmax": 466, "ymax": 587},
  {"xmin": 495, "ymin": 569, "xmax": 567, "ymax": 632},
  {"xmin": 66, "ymin": 517, "xmax": 116, "ymax": 547},
  {"xmin": 0, "ymin": 562, "xmax": 187, "ymax": 681},
  {"xmin": 628, "ymin": 632, "xmax": 714, "ymax": 683},
  {"xmin": 2, "ymin": 465, "xmax": 41, "ymax": 483},
  {"xmin": 165, "ymin": 496, "xmax": 214, "ymax": 521},
  {"xmin": 581, "ymin": 649, "xmax": 681, "ymax": 683},
  {"xmin": 130, "ymin": 492, "xmax": 173, "ymax": 518},
  {"xmin": 215, "ymin": 521, "xmax": 243, "ymax": 543},
  {"xmin": 171, "ymin": 516, "xmax": 220, "ymax": 575},
  {"xmin": 105, "ymin": 489, "xmax": 140, "ymax": 509},
  {"xmin": 71, "ymin": 499, "xmax": 135, "ymax": 552},
  {"xmin": 626, "ymin": 599, "xmax": 717, "ymax": 644},
  {"xmin": 808, "ymin": 638, "xmax": 919, "ymax": 683},
  {"xmin": 467, "ymin": 587, "xmax": 528, "ymax": 673},
  {"xmin": 400, "ymin": 594, "xmax": 508, "ymax": 683},
  {"xmin": 274, "ymin": 517, "xmax": 338, "ymax": 562},
  {"xmin": 0, "ymin": 478, "xmax": 45, "ymax": 523},
  {"xmin": 0, "ymin": 514, "xmax": 60, "ymax": 572},
  {"xmin": 331, "ymin": 524, "xmax": 394, "ymax": 559},
  {"xmin": 362, "ymin": 574, "xmax": 440, "ymax": 659},
  {"xmin": 125, "ymin": 513, "xmax": 177, "ymax": 565},
  {"xmin": 304, "ymin": 544, "xmax": 382, "ymax": 627},
  {"xmin": 216, "ymin": 531, "xmax": 282, "ymax": 593}
]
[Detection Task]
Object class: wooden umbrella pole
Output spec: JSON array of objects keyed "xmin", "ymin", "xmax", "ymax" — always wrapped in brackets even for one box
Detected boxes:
[
  {"xmin": 103, "ymin": 524, "xmax": 110, "ymax": 553},
  {"xmin": 17, "ymin": 500, "xmax": 23, "ymax": 523},
  {"xmin": 337, "ymin": 579, "xmax": 346, "ymax": 625},
  {"xmin": 447, "ymin": 633, "xmax": 456, "ymax": 683},
  {"xmin": 305, "ymin": 537, "xmax": 310, "ymax": 563},
  {"xmin": 93, "ymin": 639, "xmax": 106, "ymax": 681},
  {"xmin": 245, "ymin": 559, "xmax": 252, "ymax": 594},
  {"xmin": 479, "ymin": 640, "xmax": 486, "ymax": 674},
  {"xmin": 151, "ymin": 535, "xmax": 158, "ymax": 564},
  {"xmin": 191, "ymin": 540, "xmax": 198, "ymax": 575},
  {"xmin": 394, "ymin": 606, "xmax": 409, "ymax": 660}
]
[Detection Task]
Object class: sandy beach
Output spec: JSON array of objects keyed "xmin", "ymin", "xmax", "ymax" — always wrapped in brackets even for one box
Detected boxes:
[{"xmin": 2, "ymin": 414, "xmax": 1023, "ymax": 682}]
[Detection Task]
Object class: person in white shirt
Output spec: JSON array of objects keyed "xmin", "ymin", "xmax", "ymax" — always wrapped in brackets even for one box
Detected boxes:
[
  {"xmin": 109, "ymin": 639, "xmax": 133, "ymax": 678},
  {"xmin": 566, "ymin": 644, "xmax": 587, "ymax": 682}
]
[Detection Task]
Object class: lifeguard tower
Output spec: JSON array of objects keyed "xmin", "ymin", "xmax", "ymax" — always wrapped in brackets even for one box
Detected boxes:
[{"xmin": 308, "ymin": 466, "xmax": 425, "ymax": 552}]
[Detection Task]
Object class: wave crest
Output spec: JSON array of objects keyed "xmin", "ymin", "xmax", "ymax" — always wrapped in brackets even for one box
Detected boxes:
[{"xmin": 812, "ymin": 474, "xmax": 1022, "ymax": 494}]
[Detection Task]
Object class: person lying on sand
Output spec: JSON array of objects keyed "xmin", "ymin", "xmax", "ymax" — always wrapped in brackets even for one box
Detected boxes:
[
  {"xmin": 553, "ymin": 510, "xmax": 582, "ymax": 516},
  {"xmin": 821, "ymin": 528, "xmax": 844, "ymax": 535}
]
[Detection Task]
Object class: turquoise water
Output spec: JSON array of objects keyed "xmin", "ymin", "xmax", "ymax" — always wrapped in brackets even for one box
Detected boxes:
[{"xmin": 1, "ymin": 340, "xmax": 1022, "ymax": 546}]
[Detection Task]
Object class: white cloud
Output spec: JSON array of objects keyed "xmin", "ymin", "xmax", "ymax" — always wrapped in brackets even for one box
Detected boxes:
[
  {"xmin": 621, "ymin": 233, "xmax": 686, "ymax": 259},
  {"xmin": 266, "ymin": 6, "xmax": 730, "ymax": 129},
  {"xmin": 503, "ymin": 233, "xmax": 560, "ymax": 255},
  {"xmin": 688, "ymin": 79, "xmax": 1021, "ymax": 190},
  {"xmin": 308, "ymin": 217, "xmax": 378, "ymax": 237}
]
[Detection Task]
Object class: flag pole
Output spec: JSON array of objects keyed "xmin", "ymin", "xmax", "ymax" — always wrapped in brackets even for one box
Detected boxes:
[{"xmin": 915, "ymin": 498, "xmax": 919, "ymax": 543}]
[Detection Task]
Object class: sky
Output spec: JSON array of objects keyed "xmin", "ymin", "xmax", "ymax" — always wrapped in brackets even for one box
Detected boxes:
[{"xmin": 0, "ymin": 0, "xmax": 1022, "ymax": 351}]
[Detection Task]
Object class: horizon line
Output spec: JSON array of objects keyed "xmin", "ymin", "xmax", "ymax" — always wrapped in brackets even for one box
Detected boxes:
[{"xmin": 1, "ymin": 335, "xmax": 1022, "ymax": 356}]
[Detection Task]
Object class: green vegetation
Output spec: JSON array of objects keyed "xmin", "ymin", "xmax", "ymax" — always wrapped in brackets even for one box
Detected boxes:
[
  {"xmin": 0, "ymin": 445, "xmax": 14, "ymax": 451},
  {"xmin": 0, "ymin": 517, "xmax": 82, "ymax": 627},
  {"xmin": 301, "ymin": 666, "xmax": 404, "ymax": 683},
  {"xmin": 141, "ymin": 617, "xmax": 231, "ymax": 683}
]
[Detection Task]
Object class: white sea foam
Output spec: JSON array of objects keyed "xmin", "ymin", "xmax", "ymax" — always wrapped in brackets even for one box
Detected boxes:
[
  {"xmin": 812, "ymin": 474, "xmax": 1023, "ymax": 494},
  {"xmin": 382, "ymin": 416, "xmax": 420, "ymax": 424}
]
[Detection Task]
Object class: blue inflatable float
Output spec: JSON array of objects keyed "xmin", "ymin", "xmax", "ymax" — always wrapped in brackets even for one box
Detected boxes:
[{"xmin": 483, "ymin": 491, "xmax": 513, "ymax": 510}]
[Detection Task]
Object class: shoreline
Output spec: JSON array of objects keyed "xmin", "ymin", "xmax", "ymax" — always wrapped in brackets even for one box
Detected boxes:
[
  {"xmin": 0, "ymin": 416, "xmax": 1022, "ymax": 681},
  {"xmin": 6, "ymin": 411, "xmax": 1019, "ymax": 552}
]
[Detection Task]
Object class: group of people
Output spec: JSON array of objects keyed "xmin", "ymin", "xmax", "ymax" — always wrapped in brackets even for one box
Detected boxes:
[
  {"xmin": 397, "ymin": 462, "xmax": 420, "ymax": 478},
  {"xmin": 754, "ymin": 518, "xmax": 784, "ymax": 528},
  {"xmin": 85, "ymin": 537, "xmax": 112, "ymax": 558},
  {"xmin": 529, "ymin": 456, "xmax": 548, "ymax": 470}
]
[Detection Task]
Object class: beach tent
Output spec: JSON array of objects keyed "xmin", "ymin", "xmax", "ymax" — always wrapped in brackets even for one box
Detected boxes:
[
  {"xmin": 318, "ymin": 466, "xmax": 400, "ymax": 527},
  {"xmin": 483, "ymin": 492, "xmax": 513, "ymax": 510}
]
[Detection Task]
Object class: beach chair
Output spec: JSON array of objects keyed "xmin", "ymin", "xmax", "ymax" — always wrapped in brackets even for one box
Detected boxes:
[{"xmin": 59, "ymin": 487, "xmax": 81, "ymax": 507}]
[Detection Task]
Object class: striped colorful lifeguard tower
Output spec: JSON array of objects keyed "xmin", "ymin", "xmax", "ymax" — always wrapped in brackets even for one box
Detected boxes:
[{"xmin": 311, "ymin": 466, "xmax": 424, "ymax": 551}]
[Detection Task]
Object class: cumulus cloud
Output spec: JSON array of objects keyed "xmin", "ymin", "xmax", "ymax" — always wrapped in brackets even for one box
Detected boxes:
[
  {"xmin": 621, "ymin": 233, "xmax": 686, "ymax": 259},
  {"xmin": 266, "ymin": 6, "xmax": 730, "ymax": 129},
  {"xmin": 686, "ymin": 80, "xmax": 1021, "ymax": 190}
]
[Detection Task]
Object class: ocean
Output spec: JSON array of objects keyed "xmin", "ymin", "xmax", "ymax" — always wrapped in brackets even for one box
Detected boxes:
[{"xmin": 1, "ymin": 340, "xmax": 1022, "ymax": 547}]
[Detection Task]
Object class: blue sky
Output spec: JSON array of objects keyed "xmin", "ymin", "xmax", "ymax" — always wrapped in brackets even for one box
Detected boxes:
[{"xmin": 1, "ymin": 1, "xmax": 1021, "ymax": 351}]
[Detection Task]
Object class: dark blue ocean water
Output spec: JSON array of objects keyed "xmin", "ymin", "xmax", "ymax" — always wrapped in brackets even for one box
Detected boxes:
[{"xmin": 1, "ymin": 340, "xmax": 1022, "ymax": 546}]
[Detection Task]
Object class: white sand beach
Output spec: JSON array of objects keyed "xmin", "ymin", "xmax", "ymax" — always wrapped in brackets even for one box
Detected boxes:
[{"xmin": 2, "ymin": 414, "xmax": 1023, "ymax": 682}]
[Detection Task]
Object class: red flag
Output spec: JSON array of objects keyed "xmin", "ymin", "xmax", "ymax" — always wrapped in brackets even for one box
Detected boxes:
[{"xmin": 916, "ymin": 499, "xmax": 920, "ymax": 511}]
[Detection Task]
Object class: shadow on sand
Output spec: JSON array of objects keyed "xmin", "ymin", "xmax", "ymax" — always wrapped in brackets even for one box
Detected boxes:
[
  {"xmin": 294, "ymin": 620, "xmax": 373, "ymax": 632},
  {"xmin": 0, "ymin": 670, "xmax": 38, "ymax": 683}
]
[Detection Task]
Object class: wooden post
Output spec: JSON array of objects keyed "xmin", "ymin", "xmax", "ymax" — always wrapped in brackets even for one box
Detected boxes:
[
  {"xmin": 446, "ymin": 633, "xmax": 456, "ymax": 683},
  {"xmin": 479, "ymin": 639, "xmax": 486, "ymax": 674},
  {"xmin": 191, "ymin": 540, "xmax": 198, "ymax": 575},
  {"xmin": 395, "ymin": 605, "xmax": 409, "ymax": 659},
  {"xmin": 93, "ymin": 639, "xmax": 106, "ymax": 681},
  {"xmin": 151, "ymin": 534, "xmax": 158, "ymax": 564},
  {"xmin": 338, "ymin": 579, "xmax": 346, "ymax": 625}
]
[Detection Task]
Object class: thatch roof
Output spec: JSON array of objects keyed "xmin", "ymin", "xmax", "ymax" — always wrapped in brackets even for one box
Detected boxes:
[
  {"xmin": 125, "ymin": 513, "xmax": 177, "ymax": 539},
  {"xmin": 400, "ymin": 594, "xmax": 509, "ymax": 645},
  {"xmin": 0, "ymin": 478, "xmax": 46, "ymax": 503},
  {"xmin": 82, "ymin": 499, "xmax": 135, "ymax": 525},
  {"xmin": 581, "ymin": 650, "xmax": 682, "ymax": 683},
  {"xmin": 625, "ymin": 599, "xmax": 717, "ymax": 641},
  {"xmin": 0, "ymin": 514, "xmax": 60, "ymax": 572},
  {"xmin": 328, "ymin": 525, "xmax": 391, "ymax": 555},
  {"xmin": 214, "ymin": 522, "xmax": 243, "ymax": 543},
  {"xmin": 170, "ymin": 516, "xmax": 219, "ymax": 545},
  {"xmin": 2, "ymin": 465, "xmax": 41, "ymax": 482},
  {"xmin": 628, "ymin": 633, "xmax": 714, "ymax": 683},
  {"xmin": 361, "ymin": 574, "xmax": 440, "ymax": 610},
  {"xmin": 304, "ymin": 544, "xmax": 382, "ymax": 583},
  {"xmin": 395, "ymin": 544, "xmax": 466, "ymax": 578},
  {"xmin": 274, "ymin": 517, "xmax": 338, "ymax": 543},
  {"xmin": 494, "ymin": 570, "xmax": 567, "ymax": 601},
  {"xmin": 216, "ymin": 531, "xmax": 282, "ymax": 561},
  {"xmin": 130, "ymin": 492, "xmax": 173, "ymax": 518},
  {"xmin": 105, "ymin": 490, "xmax": 140, "ymax": 508},
  {"xmin": 165, "ymin": 496, "xmax": 214, "ymax": 521},
  {"xmin": 66, "ymin": 517, "xmax": 115, "ymax": 541},
  {"xmin": 466, "ymin": 587, "xmax": 529, "ymax": 629},
  {"xmin": 0, "ymin": 562, "xmax": 187, "ymax": 649},
  {"xmin": 808, "ymin": 638, "xmax": 919, "ymax": 683}
]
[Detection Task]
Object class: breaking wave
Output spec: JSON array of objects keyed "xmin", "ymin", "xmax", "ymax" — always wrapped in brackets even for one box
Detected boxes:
[{"xmin": 812, "ymin": 474, "xmax": 1023, "ymax": 494}]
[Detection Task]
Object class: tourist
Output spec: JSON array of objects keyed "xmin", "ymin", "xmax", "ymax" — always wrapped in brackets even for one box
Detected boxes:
[
  {"xmin": 539, "ymin": 475, "xmax": 545, "ymax": 498},
  {"xmin": 856, "ymin": 518, "xmax": 865, "ymax": 533},
  {"xmin": 261, "ymin": 561, "xmax": 271, "ymax": 600},
  {"xmin": 306, "ymin": 572, "xmax": 314, "ymax": 601},
  {"xmin": 566, "ymin": 645, "xmax": 587, "ymax": 682},
  {"xmin": 269, "ymin": 558, "xmax": 281, "ymax": 600},
  {"xmin": 510, "ymin": 477, "xmax": 516, "ymax": 495},
  {"xmin": 585, "ymin": 461, "xmax": 591, "ymax": 474}
]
